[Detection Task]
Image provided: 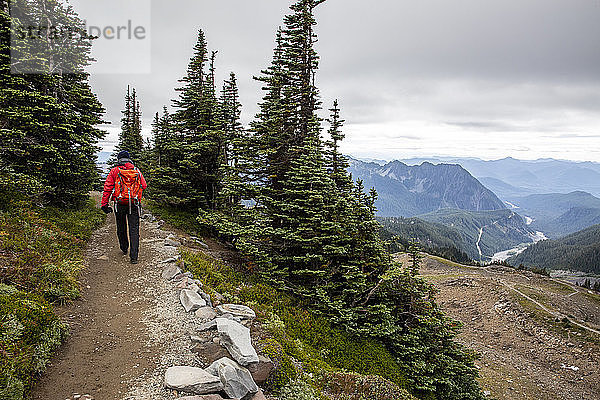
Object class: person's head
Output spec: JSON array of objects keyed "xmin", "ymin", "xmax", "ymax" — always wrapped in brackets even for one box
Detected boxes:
[{"xmin": 117, "ymin": 150, "xmax": 130, "ymax": 161}]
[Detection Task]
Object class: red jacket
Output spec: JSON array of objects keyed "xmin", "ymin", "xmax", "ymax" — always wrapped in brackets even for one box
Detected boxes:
[{"xmin": 101, "ymin": 162, "xmax": 147, "ymax": 207}]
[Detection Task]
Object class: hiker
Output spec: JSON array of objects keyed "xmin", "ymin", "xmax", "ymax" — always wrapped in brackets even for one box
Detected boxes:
[{"xmin": 100, "ymin": 150, "xmax": 147, "ymax": 264}]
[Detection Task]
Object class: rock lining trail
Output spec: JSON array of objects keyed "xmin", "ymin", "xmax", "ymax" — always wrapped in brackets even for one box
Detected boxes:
[{"xmin": 30, "ymin": 203, "xmax": 270, "ymax": 400}]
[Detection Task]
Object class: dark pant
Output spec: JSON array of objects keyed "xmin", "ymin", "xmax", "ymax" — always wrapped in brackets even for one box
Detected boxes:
[{"xmin": 115, "ymin": 203, "xmax": 140, "ymax": 261}]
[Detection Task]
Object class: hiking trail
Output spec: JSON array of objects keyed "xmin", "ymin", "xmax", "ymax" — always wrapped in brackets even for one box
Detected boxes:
[{"xmin": 29, "ymin": 197, "xmax": 269, "ymax": 400}]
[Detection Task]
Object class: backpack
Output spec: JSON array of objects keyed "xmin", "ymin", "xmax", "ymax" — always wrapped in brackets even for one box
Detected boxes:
[{"xmin": 112, "ymin": 167, "xmax": 143, "ymax": 205}]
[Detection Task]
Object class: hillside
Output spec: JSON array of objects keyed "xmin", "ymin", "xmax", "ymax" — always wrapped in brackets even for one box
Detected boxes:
[
  {"xmin": 348, "ymin": 158, "xmax": 506, "ymax": 217},
  {"xmin": 417, "ymin": 208, "xmax": 535, "ymax": 261},
  {"xmin": 509, "ymin": 224, "xmax": 600, "ymax": 274},
  {"xmin": 378, "ymin": 216, "xmax": 473, "ymax": 264},
  {"xmin": 398, "ymin": 253, "xmax": 600, "ymax": 400},
  {"xmin": 507, "ymin": 191, "xmax": 600, "ymax": 238}
]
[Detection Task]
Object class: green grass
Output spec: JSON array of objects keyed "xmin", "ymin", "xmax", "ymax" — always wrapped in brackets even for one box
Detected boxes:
[
  {"xmin": 426, "ymin": 254, "xmax": 480, "ymax": 270},
  {"xmin": 0, "ymin": 197, "xmax": 105, "ymax": 400},
  {"xmin": 145, "ymin": 201, "xmax": 205, "ymax": 235},
  {"xmin": 181, "ymin": 250, "xmax": 411, "ymax": 396},
  {"xmin": 514, "ymin": 285, "xmax": 553, "ymax": 309},
  {"xmin": 0, "ymin": 199, "xmax": 105, "ymax": 302},
  {"xmin": 543, "ymin": 280, "xmax": 576, "ymax": 295}
]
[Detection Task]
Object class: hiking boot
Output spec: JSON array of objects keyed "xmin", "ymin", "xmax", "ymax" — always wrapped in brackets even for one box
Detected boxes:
[
  {"xmin": 130, "ymin": 259, "xmax": 138, "ymax": 264},
  {"xmin": 121, "ymin": 249, "xmax": 128, "ymax": 255}
]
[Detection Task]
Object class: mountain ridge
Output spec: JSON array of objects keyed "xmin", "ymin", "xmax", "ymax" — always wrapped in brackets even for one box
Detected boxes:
[{"xmin": 348, "ymin": 158, "xmax": 506, "ymax": 217}]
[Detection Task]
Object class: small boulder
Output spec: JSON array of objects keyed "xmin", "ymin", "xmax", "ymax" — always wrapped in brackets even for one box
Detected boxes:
[
  {"xmin": 216, "ymin": 304, "xmax": 256, "ymax": 320},
  {"xmin": 162, "ymin": 265, "xmax": 182, "ymax": 280},
  {"xmin": 198, "ymin": 319, "xmax": 218, "ymax": 332},
  {"xmin": 175, "ymin": 278, "xmax": 191, "ymax": 289},
  {"xmin": 164, "ymin": 366, "xmax": 223, "ymax": 394},
  {"xmin": 180, "ymin": 289, "xmax": 207, "ymax": 312},
  {"xmin": 161, "ymin": 256, "xmax": 179, "ymax": 264},
  {"xmin": 195, "ymin": 306, "xmax": 217, "ymax": 321},
  {"xmin": 251, "ymin": 389, "xmax": 268, "ymax": 400},
  {"xmin": 216, "ymin": 318, "xmax": 259, "ymax": 366},
  {"xmin": 198, "ymin": 290, "xmax": 213, "ymax": 307},
  {"xmin": 172, "ymin": 271, "xmax": 194, "ymax": 282},
  {"xmin": 176, "ymin": 396, "xmax": 225, "ymax": 400},
  {"xmin": 165, "ymin": 238, "xmax": 182, "ymax": 247},
  {"xmin": 248, "ymin": 355, "xmax": 274, "ymax": 385},
  {"xmin": 188, "ymin": 282, "xmax": 202, "ymax": 293},
  {"xmin": 206, "ymin": 357, "xmax": 258, "ymax": 400},
  {"xmin": 191, "ymin": 341, "xmax": 230, "ymax": 365}
]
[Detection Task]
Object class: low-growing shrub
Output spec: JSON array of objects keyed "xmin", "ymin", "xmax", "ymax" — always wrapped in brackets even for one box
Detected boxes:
[
  {"xmin": 0, "ymin": 197, "xmax": 104, "ymax": 400},
  {"xmin": 318, "ymin": 371, "xmax": 416, "ymax": 400},
  {"xmin": 0, "ymin": 284, "xmax": 67, "ymax": 400},
  {"xmin": 278, "ymin": 379, "xmax": 320, "ymax": 400}
]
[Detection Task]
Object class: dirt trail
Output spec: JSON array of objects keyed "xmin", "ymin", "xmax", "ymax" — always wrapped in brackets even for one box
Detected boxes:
[{"xmin": 29, "ymin": 206, "xmax": 177, "ymax": 400}]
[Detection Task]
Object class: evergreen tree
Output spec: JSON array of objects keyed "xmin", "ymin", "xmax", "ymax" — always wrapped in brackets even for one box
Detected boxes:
[
  {"xmin": 114, "ymin": 86, "xmax": 143, "ymax": 163},
  {"xmin": 170, "ymin": 29, "xmax": 222, "ymax": 210},
  {"xmin": 0, "ymin": 0, "xmax": 105, "ymax": 204},
  {"xmin": 407, "ymin": 241, "xmax": 424, "ymax": 275},
  {"xmin": 324, "ymin": 99, "xmax": 350, "ymax": 189}
]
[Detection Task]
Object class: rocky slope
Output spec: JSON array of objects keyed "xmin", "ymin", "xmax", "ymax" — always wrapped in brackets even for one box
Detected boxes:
[{"xmin": 396, "ymin": 253, "xmax": 600, "ymax": 400}]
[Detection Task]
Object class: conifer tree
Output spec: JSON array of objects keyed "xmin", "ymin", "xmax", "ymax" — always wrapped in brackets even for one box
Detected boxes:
[
  {"xmin": 216, "ymin": 72, "xmax": 248, "ymax": 213},
  {"xmin": 0, "ymin": 0, "xmax": 105, "ymax": 204},
  {"xmin": 170, "ymin": 29, "xmax": 222, "ymax": 210},
  {"xmin": 325, "ymin": 100, "xmax": 349, "ymax": 187},
  {"xmin": 115, "ymin": 86, "xmax": 144, "ymax": 163}
]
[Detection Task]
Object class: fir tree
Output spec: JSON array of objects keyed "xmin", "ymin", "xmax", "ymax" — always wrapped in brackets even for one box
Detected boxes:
[
  {"xmin": 114, "ymin": 86, "xmax": 143, "ymax": 163},
  {"xmin": 324, "ymin": 99, "xmax": 350, "ymax": 189},
  {"xmin": 0, "ymin": 0, "xmax": 105, "ymax": 204},
  {"xmin": 170, "ymin": 29, "xmax": 222, "ymax": 210}
]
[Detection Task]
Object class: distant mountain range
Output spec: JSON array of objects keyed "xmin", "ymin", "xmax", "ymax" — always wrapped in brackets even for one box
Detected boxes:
[
  {"xmin": 348, "ymin": 158, "xmax": 506, "ymax": 217},
  {"xmin": 509, "ymin": 224, "xmax": 600, "ymax": 274},
  {"xmin": 395, "ymin": 156, "xmax": 600, "ymax": 199},
  {"xmin": 347, "ymin": 155, "xmax": 600, "ymax": 271},
  {"xmin": 506, "ymin": 191, "xmax": 600, "ymax": 238}
]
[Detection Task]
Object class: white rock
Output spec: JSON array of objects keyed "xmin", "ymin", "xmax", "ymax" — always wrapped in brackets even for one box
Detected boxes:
[
  {"xmin": 216, "ymin": 318, "xmax": 259, "ymax": 366},
  {"xmin": 164, "ymin": 366, "xmax": 223, "ymax": 394},
  {"xmin": 180, "ymin": 290, "xmax": 207, "ymax": 312},
  {"xmin": 195, "ymin": 307, "xmax": 217, "ymax": 321},
  {"xmin": 216, "ymin": 304, "xmax": 256, "ymax": 320},
  {"xmin": 165, "ymin": 238, "xmax": 182, "ymax": 247},
  {"xmin": 206, "ymin": 357, "xmax": 258, "ymax": 400},
  {"xmin": 162, "ymin": 265, "xmax": 182, "ymax": 280}
]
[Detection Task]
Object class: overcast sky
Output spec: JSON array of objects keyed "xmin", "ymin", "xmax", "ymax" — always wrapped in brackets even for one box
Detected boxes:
[{"xmin": 70, "ymin": 0, "xmax": 600, "ymax": 162}]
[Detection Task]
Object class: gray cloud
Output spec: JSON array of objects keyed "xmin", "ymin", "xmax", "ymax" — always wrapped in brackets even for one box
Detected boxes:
[{"xmin": 69, "ymin": 0, "xmax": 600, "ymax": 161}]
